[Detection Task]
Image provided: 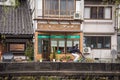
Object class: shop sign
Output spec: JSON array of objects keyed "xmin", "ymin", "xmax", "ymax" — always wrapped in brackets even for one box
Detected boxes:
[
  {"xmin": 67, "ymin": 35, "xmax": 80, "ymax": 38},
  {"xmin": 50, "ymin": 35, "xmax": 65, "ymax": 38},
  {"xmin": 38, "ymin": 35, "xmax": 80, "ymax": 39},
  {"xmin": 38, "ymin": 35, "xmax": 49, "ymax": 38}
]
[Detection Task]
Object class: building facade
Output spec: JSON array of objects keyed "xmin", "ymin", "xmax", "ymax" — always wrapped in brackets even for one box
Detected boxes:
[
  {"xmin": 31, "ymin": 0, "xmax": 84, "ymax": 61},
  {"xmin": 83, "ymin": 0, "xmax": 118, "ymax": 62},
  {"xmin": 0, "ymin": 0, "xmax": 33, "ymax": 60},
  {"xmin": 30, "ymin": 0, "xmax": 119, "ymax": 62}
]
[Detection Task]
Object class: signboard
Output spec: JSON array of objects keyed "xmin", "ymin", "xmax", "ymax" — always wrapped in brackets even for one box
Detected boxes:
[
  {"xmin": 67, "ymin": 35, "xmax": 80, "ymax": 39},
  {"xmin": 50, "ymin": 35, "xmax": 65, "ymax": 38},
  {"xmin": 38, "ymin": 35, "xmax": 80, "ymax": 39},
  {"xmin": 38, "ymin": 35, "xmax": 49, "ymax": 38}
]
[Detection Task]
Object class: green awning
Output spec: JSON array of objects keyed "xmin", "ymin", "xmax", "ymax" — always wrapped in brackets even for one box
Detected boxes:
[
  {"xmin": 66, "ymin": 35, "xmax": 80, "ymax": 38},
  {"xmin": 38, "ymin": 35, "xmax": 80, "ymax": 39},
  {"xmin": 50, "ymin": 35, "xmax": 65, "ymax": 38},
  {"xmin": 38, "ymin": 35, "xmax": 49, "ymax": 38}
]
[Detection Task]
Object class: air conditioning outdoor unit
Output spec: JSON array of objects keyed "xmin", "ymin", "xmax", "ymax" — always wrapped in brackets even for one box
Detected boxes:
[
  {"xmin": 73, "ymin": 12, "xmax": 81, "ymax": 20},
  {"xmin": 83, "ymin": 47, "xmax": 91, "ymax": 54}
]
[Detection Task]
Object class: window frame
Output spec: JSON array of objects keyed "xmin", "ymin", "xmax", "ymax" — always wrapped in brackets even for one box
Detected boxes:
[
  {"xmin": 84, "ymin": 6, "xmax": 112, "ymax": 20},
  {"xmin": 37, "ymin": 34, "xmax": 80, "ymax": 54},
  {"xmin": 43, "ymin": 0, "xmax": 75, "ymax": 18},
  {"xmin": 84, "ymin": 36, "xmax": 111, "ymax": 49}
]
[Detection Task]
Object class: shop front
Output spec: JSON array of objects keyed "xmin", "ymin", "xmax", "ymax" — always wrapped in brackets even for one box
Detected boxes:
[{"xmin": 34, "ymin": 21, "xmax": 83, "ymax": 61}]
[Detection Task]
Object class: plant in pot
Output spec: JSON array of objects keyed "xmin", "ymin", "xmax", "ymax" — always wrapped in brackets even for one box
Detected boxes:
[
  {"xmin": 25, "ymin": 40, "xmax": 34, "ymax": 61},
  {"xmin": 50, "ymin": 47, "xmax": 56, "ymax": 62},
  {"xmin": 50, "ymin": 52, "xmax": 56, "ymax": 62},
  {"xmin": 66, "ymin": 56, "xmax": 71, "ymax": 62}
]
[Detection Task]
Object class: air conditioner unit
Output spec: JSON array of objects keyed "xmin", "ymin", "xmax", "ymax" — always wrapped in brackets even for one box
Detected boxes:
[
  {"xmin": 73, "ymin": 12, "xmax": 81, "ymax": 20},
  {"xmin": 83, "ymin": 47, "xmax": 91, "ymax": 54},
  {"xmin": 0, "ymin": 0, "xmax": 15, "ymax": 6}
]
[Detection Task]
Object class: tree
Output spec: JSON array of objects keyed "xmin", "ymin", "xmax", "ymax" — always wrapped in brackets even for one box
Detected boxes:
[{"xmin": 25, "ymin": 40, "xmax": 34, "ymax": 61}]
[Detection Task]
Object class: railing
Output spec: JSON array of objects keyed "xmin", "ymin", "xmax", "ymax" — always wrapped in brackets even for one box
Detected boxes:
[
  {"xmin": 35, "ymin": 9, "xmax": 80, "ymax": 20},
  {"xmin": 0, "ymin": 62, "xmax": 120, "ymax": 76},
  {"xmin": 0, "ymin": 62, "xmax": 120, "ymax": 80}
]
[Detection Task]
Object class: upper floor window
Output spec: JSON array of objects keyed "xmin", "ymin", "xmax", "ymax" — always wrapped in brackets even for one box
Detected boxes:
[
  {"xmin": 84, "ymin": 6, "xmax": 112, "ymax": 19},
  {"xmin": 44, "ymin": 0, "xmax": 75, "ymax": 17}
]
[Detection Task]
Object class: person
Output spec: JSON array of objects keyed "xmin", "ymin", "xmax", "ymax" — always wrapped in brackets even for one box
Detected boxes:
[{"xmin": 70, "ymin": 44, "xmax": 84, "ymax": 62}]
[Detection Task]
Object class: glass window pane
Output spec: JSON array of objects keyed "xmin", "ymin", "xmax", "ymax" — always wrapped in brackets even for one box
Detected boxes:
[
  {"xmin": 84, "ymin": 7, "xmax": 90, "ymax": 18},
  {"xmin": 91, "ymin": 37, "xmax": 97, "ymax": 48},
  {"xmin": 104, "ymin": 37, "xmax": 111, "ymax": 48},
  {"xmin": 91, "ymin": 7, "xmax": 97, "ymax": 19},
  {"xmin": 68, "ymin": 0, "xmax": 74, "ymax": 15},
  {"xmin": 74, "ymin": 40, "xmax": 79, "ymax": 48},
  {"xmin": 58, "ymin": 40, "xmax": 65, "ymax": 53},
  {"xmin": 84, "ymin": 37, "xmax": 91, "ymax": 47},
  {"xmin": 59, "ymin": 40, "xmax": 65, "ymax": 47},
  {"xmin": 45, "ymin": 0, "xmax": 59, "ymax": 15},
  {"xmin": 51, "ymin": 0, "xmax": 59, "ymax": 15},
  {"xmin": 67, "ymin": 40, "xmax": 72, "ymax": 47},
  {"xmin": 60, "ymin": 0, "xmax": 66, "ymax": 15},
  {"xmin": 105, "ymin": 7, "xmax": 111, "ymax": 19},
  {"xmin": 51, "ymin": 40, "xmax": 57, "ymax": 53},
  {"xmin": 98, "ymin": 7, "xmax": 104, "ymax": 19},
  {"xmin": 97, "ymin": 37, "xmax": 104, "ymax": 48},
  {"xmin": 67, "ymin": 40, "xmax": 72, "ymax": 53},
  {"xmin": 38, "ymin": 38, "xmax": 42, "ymax": 53}
]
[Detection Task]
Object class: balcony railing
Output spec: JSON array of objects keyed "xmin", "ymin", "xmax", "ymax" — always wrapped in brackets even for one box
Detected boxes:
[{"xmin": 35, "ymin": 9, "xmax": 81, "ymax": 20}]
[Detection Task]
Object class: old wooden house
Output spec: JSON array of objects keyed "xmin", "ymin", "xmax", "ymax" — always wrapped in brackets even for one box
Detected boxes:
[{"xmin": 0, "ymin": 0, "xmax": 33, "ymax": 60}]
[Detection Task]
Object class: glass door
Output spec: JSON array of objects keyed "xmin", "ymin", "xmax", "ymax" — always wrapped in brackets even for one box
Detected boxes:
[{"xmin": 42, "ymin": 39, "xmax": 50, "ymax": 61}]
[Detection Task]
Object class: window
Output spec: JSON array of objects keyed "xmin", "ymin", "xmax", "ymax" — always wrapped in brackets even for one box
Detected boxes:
[
  {"xmin": 44, "ymin": 0, "xmax": 75, "ymax": 17},
  {"xmin": 51, "ymin": 40, "xmax": 65, "ymax": 54},
  {"xmin": 84, "ymin": 6, "xmax": 112, "ymax": 19},
  {"xmin": 66, "ymin": 40, "xmax": 79, "ymax": 53},
  {"xmin": 38, "ymin": 34, "xmax": 80, "ymax": 54},
  {"xmin": 84, "ymin": 36, "xmax": 111, "ymax": 49}
]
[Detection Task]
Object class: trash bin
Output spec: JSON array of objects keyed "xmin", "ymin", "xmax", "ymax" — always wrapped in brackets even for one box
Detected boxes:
[{"xmin": 2, "ymin": 52, "xmax": 14, "ymax": 62}]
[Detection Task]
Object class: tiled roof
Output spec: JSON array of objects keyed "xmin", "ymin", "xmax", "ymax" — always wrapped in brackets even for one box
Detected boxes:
[{"xmin": 0, "ymin": 0, "xmax": 33, "ymax": 34}]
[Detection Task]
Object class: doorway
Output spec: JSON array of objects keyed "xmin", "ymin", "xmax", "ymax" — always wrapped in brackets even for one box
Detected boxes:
[{"xmin": 42, "ymin": 39, "xmax": 50, "ymax": 61}]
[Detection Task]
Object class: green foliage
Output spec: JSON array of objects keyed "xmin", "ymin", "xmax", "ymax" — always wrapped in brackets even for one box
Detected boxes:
[
  {"xmin": 114, "ymin": 0, "xmax": 120, "ymax": 5},
  {"xmin": 25, "ymin": 40, "xmax": 34, "ymax": 61},
  {"xmin": 50, "ymin": 47, "xmax": 57, "ymax": 60},
  {"xmin": 66, "ymin": 56, "xmax": 71, "ymax": 61},
  {"xmin": 14, "ymin": 0, "xmax": 20, "ymax": 8}
]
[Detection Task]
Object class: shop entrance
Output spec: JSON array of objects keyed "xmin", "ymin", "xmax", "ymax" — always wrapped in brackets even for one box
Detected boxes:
[{"xmin": 42, "ymin": 39, "xmax": 50, "ymax": 61}]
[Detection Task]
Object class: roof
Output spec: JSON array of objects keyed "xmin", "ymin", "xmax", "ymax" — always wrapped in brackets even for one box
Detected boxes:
[{"xmin": 0, "ymin": 0, "xmax": 33, "ymax": 34}]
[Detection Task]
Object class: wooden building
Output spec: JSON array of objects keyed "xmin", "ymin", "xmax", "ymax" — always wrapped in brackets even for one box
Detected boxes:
[{"xmin": 0, "ymin": 0, "xmax": 33, "ymax": 60}]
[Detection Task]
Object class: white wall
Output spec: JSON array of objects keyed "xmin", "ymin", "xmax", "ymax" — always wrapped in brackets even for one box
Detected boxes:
[
  {"xmin": 83, "ymin": 33, "xmax": 117, "ymax": 61},
  {"xmin": 36, "ymin": 0, "xmax": 42, "ymax": 17},
  {"xmin": 83, "ymin": 20, "xmax": 114, "ymax": 33}
]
